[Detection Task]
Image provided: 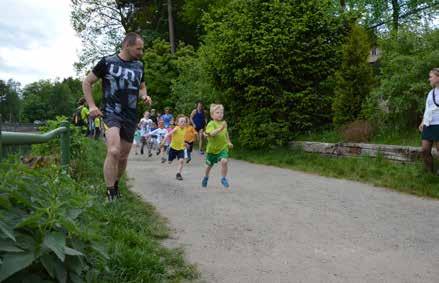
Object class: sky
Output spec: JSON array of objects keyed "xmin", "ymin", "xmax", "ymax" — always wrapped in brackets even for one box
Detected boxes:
[{"xmin": 0, "ymin": 0, "xmax": 81, "ymax": 87}]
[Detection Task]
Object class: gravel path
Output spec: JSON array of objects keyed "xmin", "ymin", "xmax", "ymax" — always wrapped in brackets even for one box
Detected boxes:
[{"xmin": 127, "ymin": 151, "xmax": 439, "ymax": 283}]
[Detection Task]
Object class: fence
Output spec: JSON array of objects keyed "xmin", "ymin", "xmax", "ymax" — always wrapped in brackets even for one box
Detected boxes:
[{"xmin": 0, "ymin": 121, "xmax": 71, "ymax": 170}]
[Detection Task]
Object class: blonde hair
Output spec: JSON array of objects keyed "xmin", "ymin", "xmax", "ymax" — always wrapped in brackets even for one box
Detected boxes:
[
  {"xmin": 210, "ymin": 104, "xmax": 224, "ymax": 116},
  {"xmin": 431, "ymin": 68, "xmax": 439, "ymax": 77},
  {"xmin": 176, "ymin": 114, "xmax": 186, "ymax": 124}
]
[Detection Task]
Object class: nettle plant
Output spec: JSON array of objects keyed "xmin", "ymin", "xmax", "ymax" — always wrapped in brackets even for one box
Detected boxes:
[{"xmin": 0, "ymin": 161, "xmax": 108, "ymax": 282}]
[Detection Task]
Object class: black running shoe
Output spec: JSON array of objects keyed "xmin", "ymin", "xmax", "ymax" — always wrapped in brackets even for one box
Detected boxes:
[
  {"xmin": 176, "ymin": 173, "xmax": 183, "ymax": 181},
  {"xmin": 107, "ymin": 187, "xmax": 118, "ymax": 201}
]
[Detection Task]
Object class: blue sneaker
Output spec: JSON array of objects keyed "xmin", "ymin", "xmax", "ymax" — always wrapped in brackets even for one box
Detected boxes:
[
  {"xmin": 201, "ymin": 176, "xmax": 209, "ymax": 188},
  {"xmin": 221, "ymin": 177, "xmax": 230, "ymax": 188}
]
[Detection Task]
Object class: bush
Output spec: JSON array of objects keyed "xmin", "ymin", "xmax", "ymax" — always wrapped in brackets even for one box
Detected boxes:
[
  {"xmin": 362, "ymin": 29, "xmax": 439, "ymax": 130},
  {"xmin": 340, "ymin": 120, "xmax": 374, "ymax": 142},
  {"xmin": 332, "ymin": 25, "xmax": 375, "ymax": 126},
  {"xmin": 201, "ymin": 0, "xmax": 351, "ymax": 148}
]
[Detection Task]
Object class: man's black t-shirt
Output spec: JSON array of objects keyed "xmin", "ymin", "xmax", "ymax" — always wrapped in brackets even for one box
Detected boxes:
[{"xmin": 92, "ymin": 54, "xmax": 144, "ymax": 124}]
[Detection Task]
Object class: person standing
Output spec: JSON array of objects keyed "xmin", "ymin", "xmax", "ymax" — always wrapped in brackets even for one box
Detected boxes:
[
  {"xmin": 419, "ymin": 68, "xmax": 439, "ymax": 173},
  {"xmin": 161, "ymin": 107, "xmax": 174, "ymax": 128},
  {"xmin": 82, "ymin": 32, "xmax": 152, "ymax": 201},
  {"xmin": 190, "ymin": 101, "xmax": 207, "ymax": 154}
]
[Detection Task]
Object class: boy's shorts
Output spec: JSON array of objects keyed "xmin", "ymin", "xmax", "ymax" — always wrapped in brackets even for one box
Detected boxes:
[
  {"xmin": 206, "ymin": 149, "xmax": 229, "ymax": 166},
  {"xmin": 168, "ymin": 147, "xmax": 185, "ymax": 162}
]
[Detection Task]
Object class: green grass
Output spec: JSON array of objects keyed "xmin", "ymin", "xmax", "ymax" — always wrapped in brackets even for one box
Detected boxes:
[
  {"xmin": 296, "ymin": 128, "xmax": 421, "ymax": 146},
  {"xmin": 77, "ymin": 139, "xmax": 199, "ymax": 282},
  {"xmin": 232, "ymin": 146, "xmax": 439, "ymax": 199}
]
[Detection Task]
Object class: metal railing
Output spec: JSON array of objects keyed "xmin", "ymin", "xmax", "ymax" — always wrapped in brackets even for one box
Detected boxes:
[{"xmin": 0, "ymin": 121, "xmax": 71, "ymax": 169}]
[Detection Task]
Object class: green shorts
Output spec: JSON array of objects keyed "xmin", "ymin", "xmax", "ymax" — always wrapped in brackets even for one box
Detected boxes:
[{"xmin": 206, "ymin": 150, "xmax": 229, "ymax": 166}]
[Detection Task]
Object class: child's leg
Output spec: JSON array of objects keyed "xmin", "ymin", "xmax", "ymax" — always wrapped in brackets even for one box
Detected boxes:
[
  {"xmin": 205, "ymin": 165, "xmax": 212, "ymax": 177},
  {"xmin": 177, "ymin": 158, "xmax": 184, "ymax": 174},
  {"xmin": 220, "ymin": 158, "xmax": 228, "ymax": 177}
]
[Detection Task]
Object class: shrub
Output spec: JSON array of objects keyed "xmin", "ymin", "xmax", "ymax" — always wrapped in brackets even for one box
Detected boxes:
[
  {"xmin": 201, "ymin": 0, "xmax": 351, "ymax": 148},
  {"xmin": 340, "ymin": 120, "xmax": 374, "ymax": 142}
]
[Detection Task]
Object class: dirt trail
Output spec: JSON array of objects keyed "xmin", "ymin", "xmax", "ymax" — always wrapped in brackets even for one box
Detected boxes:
[{"xmin": 127, "ymin": 151, "xmax": 439, "ymax": 283}]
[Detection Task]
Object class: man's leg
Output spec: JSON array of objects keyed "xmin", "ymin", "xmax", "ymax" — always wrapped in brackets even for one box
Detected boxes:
[
  {"xmin": 118, "ymin": 139, "xmax": 133, "ymax": 181},
  {"xmin": 104, "ymin": 127, "xmax": 121, "ymax": 199}
]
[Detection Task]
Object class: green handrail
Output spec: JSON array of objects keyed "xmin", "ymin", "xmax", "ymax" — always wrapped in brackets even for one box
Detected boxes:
[{"xmin": 0, "ymin": 121, "xmax": 70, "ymax": 169}]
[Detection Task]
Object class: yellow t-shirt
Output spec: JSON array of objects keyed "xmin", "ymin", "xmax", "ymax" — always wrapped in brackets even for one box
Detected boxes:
[
  {"xmin": 184, "ymin": 125, "xmax": 197, "ymax": 143},
  {"xmin": 170, "ymin": 126, "xmax": 186, "ymax": 150},
  {"xmin": 94, "ymin": 117, "xmax": 101, "ymax": 128},
  {"xmin": 205, "ymin": 120, "xmax": 228, "ymax": 154}
]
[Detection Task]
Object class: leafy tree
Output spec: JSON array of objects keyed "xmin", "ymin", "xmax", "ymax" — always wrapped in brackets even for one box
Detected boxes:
[
  {"xmin": 21, "ymin": 79, "xmax": 83, "ymax": 122},
  {"xmin": 332, "ymin": 25, "xmax": 375, "ymax": 126},
  {"xmin": 363, "ymin": 28, "xmax": 439, "ymax": 130},
  {"xmin": 71, "ymin": 0, "xmax": 199, "ymax": 72},
  {"xmin": 201, "ymin": 0, "xmax": 351, "ymax": 148},
  {"xmin": 0, "ymin": 79, "xmax": 21, "ymax": 122},
  {"xmin": 142, "ymin": 39, "xmax": 195, "ymax": 113}
]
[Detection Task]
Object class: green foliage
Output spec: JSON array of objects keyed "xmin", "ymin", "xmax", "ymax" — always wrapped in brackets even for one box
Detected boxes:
[
  {"xmin": 21, "ymin": 78, "xmax": 83, "ymax": 123},
  {"xmin": 0, "ymin": 160, "xmax": 106, "ymax": 282},
  {"xmin": 0, "ymin": 79, "xmax": 21, "ymax": 122},
  {"xmin": 332, "ymin": 24, "xmax": 375, "ymax": 126},
  {"xmin": 142, "ymin": 39, "xmax": 196, "ymax": 114},
  {"xmin": 201, "ymin": 0, "xmax": 351, "ymax": 148},
  {"xmin": 363, "ymin": 29, "xmax": 439, "ymax": 130},
  {"xmin": 0, "ymin": 117, "xmax": 198, "ymax": 282},
  {"xmin": 171, "ymin": 48, "xmax": 220, "ymax": 115}
]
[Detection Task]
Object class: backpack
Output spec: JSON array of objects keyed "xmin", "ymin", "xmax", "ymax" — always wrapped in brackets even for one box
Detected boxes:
[{"xmin": 72, "ymin": 106, "xmax": 84, "ymax": 126}]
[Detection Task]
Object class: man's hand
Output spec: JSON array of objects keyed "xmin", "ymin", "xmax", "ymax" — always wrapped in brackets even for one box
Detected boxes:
[
  {"xmin": 141, "ymin": 95, "xmax": 152, "ymax": 105},
  {"xmin": 89, "ymin": 106, "xmax": 103, "ymax": 118}
]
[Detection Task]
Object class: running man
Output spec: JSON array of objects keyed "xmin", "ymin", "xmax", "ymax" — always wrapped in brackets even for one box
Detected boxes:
[{"xmin": 82, "ymin": 32, "xmax": 152, "ymax": 201}]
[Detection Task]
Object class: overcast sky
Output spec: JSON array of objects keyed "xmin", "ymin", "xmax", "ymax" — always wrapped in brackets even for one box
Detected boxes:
[{"xmin": 0, "ymin": 0, "xmax": 81, "ymax": 87}]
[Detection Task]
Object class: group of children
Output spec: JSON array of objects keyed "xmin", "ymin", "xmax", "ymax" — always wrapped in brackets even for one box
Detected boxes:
[{"xmin": 133, "ymin": 104, "xmax": 233, "ymax": 188}]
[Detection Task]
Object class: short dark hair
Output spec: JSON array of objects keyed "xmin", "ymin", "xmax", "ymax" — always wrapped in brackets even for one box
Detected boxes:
[{"xmin": 122, "ymin": 32, "xmax": 143, "ymax": 47}]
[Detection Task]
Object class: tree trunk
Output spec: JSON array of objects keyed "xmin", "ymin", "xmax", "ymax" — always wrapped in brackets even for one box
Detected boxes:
[
  {"xmin": 391, "ymin": 0, "xmax": 400, "ymax": 34},
  {"xmin": 340, "ymin": 0, "xmax": 346, "ymax": 12},
  {"xmin": 167, "ymin": 0, "xmax": 176, "ymax": 54}
]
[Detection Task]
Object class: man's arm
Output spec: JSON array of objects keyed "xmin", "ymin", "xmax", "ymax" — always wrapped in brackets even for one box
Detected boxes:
[
  {"xmin": 139, "ymin": 82, "xmax": 152, "ymax": 105},
  {"xmin": 82, "ymin": 72, "xmax": 102, "ymax": 118}
]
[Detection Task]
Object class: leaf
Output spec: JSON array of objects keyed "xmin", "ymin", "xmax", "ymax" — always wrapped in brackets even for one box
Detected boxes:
[
  {"xmin": 0, "ymin": 193, "xmax": 12, "ymax": 209},
  {"xmin": 64, "ymin": 246, "xmax": 83, "ymax": 256},
  {"xmin": 0, "ymin": 219, "xmax": 15, "ymax": 241},
  {"xmin": 43, "ymin": 231, "xmax": 66, "ymax": 262},
  {"xmin": 66, "ymin": 208, "xmax": 83, "ymax": 220},
  {"xmin": 91, "ymin": 242, "xmax": 109, "ymax": 260},
  {"xmin": 40, "ymin": 253, "xmax": 58, "ymax": 279},
  {"xmin": 0, "ymin": 239, "xmax": 24, "ymax": 252},
  {"xmin": 0, "ymin": 251, "xmax": 36, "ymax": 281}
]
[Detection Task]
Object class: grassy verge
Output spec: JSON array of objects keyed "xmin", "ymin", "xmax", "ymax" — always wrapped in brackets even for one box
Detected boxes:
[
  {"xmin": 232, "ymin": 146, "xmax": 439, "ymax": 199},
  {"xmin": 0, "ymin": 119, "xmax": 198, "ymax": 282},
  {"xmin": 82, "ymin": 139, "xmax": 198, "ymax": 282},
  {"xmin": 296, "ymin": 128, "xmax": 421, "ymax": 146}
]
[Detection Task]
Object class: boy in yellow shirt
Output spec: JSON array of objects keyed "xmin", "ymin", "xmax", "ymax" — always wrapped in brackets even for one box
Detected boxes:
[
  {"xmin": 202, "ymin": 104, "xmax": 233, "ymax": 188},
  {"xmin": 162, "ymin": 115, "xmax": 187, "ymax": 180},
  {"xmin": 184, "ymin": 120, "xmax": 197, "ymax": 163}
]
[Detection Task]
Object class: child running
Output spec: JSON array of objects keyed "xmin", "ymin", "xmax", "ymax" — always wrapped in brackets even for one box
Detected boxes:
[
  {"xmin": 202, "ymin": 104, "xmax": 233, "ymax": 188},
  {"xmin": 162, "ymin": 115, "xmax": 187, "ymax": 180},
  {"xmin": 147, "ymin": 119, "xmax": 169, "ymax": 162},
  {"xmin": 184, "ymin": 120, "xmax": 197, "ymax": 163},
  {"xmin": 133, "ymin": 126, "xmax": 142, "ymax": 155}
]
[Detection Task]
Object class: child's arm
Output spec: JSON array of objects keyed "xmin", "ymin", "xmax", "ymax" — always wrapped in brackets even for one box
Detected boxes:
[
  {"xmin": 225, "ymin": 122, "xmax": 233, "ymax": 148},
  {"xmin": 161, "ymin": 127, "xmax": 178, "ymax": 145},
  {"xmin": 206, "ymin": 122, "xmax": 226, "ymax": 137}
]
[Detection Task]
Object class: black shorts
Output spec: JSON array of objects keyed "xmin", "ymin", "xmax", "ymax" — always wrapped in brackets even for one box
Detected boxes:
[
  {"xmin": 168, "ymin": 147, "xmax": 185, "ymax": 161},
  {"xmin": 194, "ymin": 125, "xmax": 205, "ymax": 132},
  {"xmin": 422, "ymin": 125, "xmax": 439, "ymax": 141},
  {"xmin": 103, "ymin": 115, "xmax": 136, "ymax": 143}
]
